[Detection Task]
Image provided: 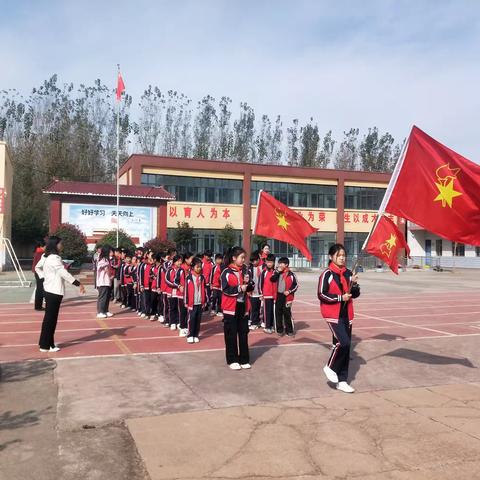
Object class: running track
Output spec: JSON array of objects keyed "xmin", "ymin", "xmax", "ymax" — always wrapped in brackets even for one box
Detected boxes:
[{"xmin": 2, "ymin": 291, "xmax": 480, "ymax": 363}]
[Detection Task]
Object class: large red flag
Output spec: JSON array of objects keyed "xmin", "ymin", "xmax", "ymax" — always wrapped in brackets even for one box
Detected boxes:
[
  {"xmin": 385, "ymin": 126, "xmax": 480, "ymax": 246},
  {"xmin": 116, "ymin": 72, "xmax": 125, "ymax": 101},
  {"xmin": 254, "ymin": 190, "xmax": 317, "ymax": 260},
  {"xmin": 364, "ymin": 215, "xmax": 410, "ymax": 274}
]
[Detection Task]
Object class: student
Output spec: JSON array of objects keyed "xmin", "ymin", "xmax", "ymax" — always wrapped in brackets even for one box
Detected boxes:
[
  {"xmin": 248, "ymin": 250, "xmax": 263, "ymax": 330},
  {"xmin": 318, "ymin": 243, "xmax": 360, "ymax": 394},
  {"xmin": 201, "ymin": 250, "xmax": 214, "ymax": 311},
  {"xmin": 35, "ymin": 236, "xmax": 85, "ymax": 352},
  {"xmin": 221, "ymin": 246, "xmax": 254, "ymax": 370},
  {"xmin": 136, "ymin": 252, "xmax": 147, "ymax": 316},
  {"xmin": 121, "ymin": 253, "xmax": 134, "ymax": 309},
  {"xmin": 175, "ymin": 252, "xmax": 194, "ymax": 337},
  {"xmin": 111, "ymin": 248, "xmax": 122, "ymax": 303},
  {"xmin": 96, "ymin": 245, "xmax": 114, "ymax": 318},
  {"xmin": 211, "ymin": 253, "xmax": 224, "ymax": 316},
  {"xmin": 159, "ymin": 251, "xmax": 170, "ymax": 324},
  {"xmin": 149, "ymin": 253, "xmax": 162, "ymax": 321},
  {"xmin": 259, "ymin": 253, "xmax": 277, "ymax": 334},
  {"xmin": 271, "ymin": 257, "xmax": 298, "ymax": 337},
  {"xmin": 185, "ymin": 257, "xmax": 206, "ymax": 344},
  {"xmin": 141, "ymin": 251, "xmax": 154, "ymax": 319},
  {"xmin": 32, "ymin": 241, "xmax": 45, "ymax": 311},
  {"xmin": 259, "ymin": 243, "xmax": 271, "ymax": 266},
  {"xmin": 166, "ymin": 255, "xmax": 182, "ymax": 330}
]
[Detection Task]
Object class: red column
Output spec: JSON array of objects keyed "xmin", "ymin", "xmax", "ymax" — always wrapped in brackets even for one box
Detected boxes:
[
  {"xmin": 336, "ymin": 178, "xmax": 345, "ymax": 244},
  {"xmin": 158, "ymin": 203, "xmax": 167, "ymax": 240},
  {"xmin": 242, "ymin": 172, "xmax": 251, "ymax": 252},
  {"xmin": 50, "ymin": 198, "xmax": 61, "ymax": 233}
]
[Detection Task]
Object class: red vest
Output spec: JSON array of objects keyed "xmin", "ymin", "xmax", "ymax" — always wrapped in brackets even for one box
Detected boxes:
[{"xmin": 319, "ymin": 269, "xmax": 354, "ymax": 322}]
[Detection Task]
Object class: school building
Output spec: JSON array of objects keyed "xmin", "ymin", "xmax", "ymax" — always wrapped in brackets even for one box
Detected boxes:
[{"xmin": 118, "ymin": 155, "xmax": 394, "ymax": 266}]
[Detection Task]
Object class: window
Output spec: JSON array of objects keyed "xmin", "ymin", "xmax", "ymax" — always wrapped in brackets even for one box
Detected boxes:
[
  {"xmin": 251, "ymin": 181, "xmax": 336, "ymax": 208},
  {"xmin": 452, "ymin": 242, "xmax": 465, "ymax": 256},
  {"xmin": 344, "ymin": 186, "xmax": 386, "ymax": 210},
  {"xmin": 476, "ymin": 247, "xmax": 480, "ymax": 257},
  {"xmin": 435, "ymin": 239, "xmax": 443, "ymax": 256},
  {"xmin": 141, "ymin": 174, "xmax": 243, "ymax": 204},
  {"xmin": 344, "ymin": 232, "xmax": 369, "ymax": 258}
]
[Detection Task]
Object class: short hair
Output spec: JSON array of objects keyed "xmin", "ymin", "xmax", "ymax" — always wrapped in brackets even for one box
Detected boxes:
[
  {"xmin": 155, "ymin": 252, "xmax": 163, "ymax": 262},
  {"xmin": 266, "ymin": 253, "xmax": 276, "ymax": 262},
  {"xmin": 261, "ymin": 243, "xmax": 270, "ymax": 249},
  {"xmin": 278, "ymin": 257, "xmax": 289, "ymax": 266},
  {"xmin": 203, "ymin": 249, "xmax": 213, "ymax": 257},
  {"xmin": 328, "ymin": 243, "xmax": 346, "ymax": 257},
  {"xmin": 44, "ymin": 236, "xmax": 62, "ymax": 257},
  {"xmin": 172, "ymin": 254, "xmax": 182, "ymax": 263},
  {"xmin": 167, "ymin": 248, "xmax": 176, "ymax": 256},
  {"xmin": 191, "ymin": 257, "xmax": 203, "ymax": 268},
  {"xmin": 250, "ymin": 250, "xmax": 260, "ymax": 262},
  {"xmin": 214, "ymin": 253, "xmax": 223, "ymax": 261}
]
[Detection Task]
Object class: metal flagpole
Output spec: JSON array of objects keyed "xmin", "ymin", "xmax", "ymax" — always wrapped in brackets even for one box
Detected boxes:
[
  {"xmin": 361, "ymin": 135, "xmax": 411, "ymax": 252},
  {"xmin": 116, "ymin": 64, "xmax": 121, "ymax": 248}
]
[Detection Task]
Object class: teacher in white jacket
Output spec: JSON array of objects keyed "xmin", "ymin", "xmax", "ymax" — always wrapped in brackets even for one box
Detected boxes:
[{"xmin": 35, "ymin": 236, "xmax": 85, "ymax": 352}]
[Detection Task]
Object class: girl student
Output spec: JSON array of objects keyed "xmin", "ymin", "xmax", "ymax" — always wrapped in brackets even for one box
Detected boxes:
[
  {"xmin": 185, "ymin": 257, "xmax": 207, "ymax": 343},
  {"xmin": 318, "ymin": 243, "xmax": 360, "ymax": 393},
  {"xmin": 35, "ymin": 236, "xmax": 85, "ymax": 352},
  {"xmin": 96, "ymin": 244, "xmax": 114, "ymax": 318},
  {"xmin": 221, "ymin": 246, "xmax": 255, "ymax": 370},
  {"xmin": 165, "ymin": 254, "xmax": 183, "ymax": 330}
]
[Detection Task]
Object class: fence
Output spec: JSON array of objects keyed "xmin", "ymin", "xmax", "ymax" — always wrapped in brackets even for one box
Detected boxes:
[
  {"xmin": 288, "ymin": 253, "xmax": 383, "ymax": 271},
  {"xmin": 408, "ymin": 255, "xmax": 480, "ymax": 269}
]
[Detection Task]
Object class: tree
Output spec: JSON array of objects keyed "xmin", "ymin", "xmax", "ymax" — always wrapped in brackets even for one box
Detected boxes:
[
  {"xmin": 359, "ymin": 127, "xmax": 395, "ymax": 172},
  {"xmin": 334, "ymin": 128, "xmax": 359, "ymax": 170},
  {"xmin": 300, "ymin": 118, "xmax": 320, "ymax": 167},
  {"xmin": 218, "ymin": 223, "xmax": 237, "ymax": 252},
  {"xmin": 193, "ymin": 95, "xmax": 217, "ymax": 159},
  {"xmin": 269, "ymin": 115, "xmax": 283, "ymax": 164},
  {"xmin": 233, "ymin": 102, "xmax": 255, "ymax": 162},
  {"xmin": 135, "ymin": 85, "xmax": 164, "ymax": 154},
  {"xmin": 255, "ymin": 114, "xmax": 272, "ymax": 164},
  {"xmin": 173, "ymin": 222, "xmax": 193, "ymax": 251},
  {"xmin": 51, "ymin": 223, "xmax": 88, "ymax": 266},
  {"xmin": 286, "ymin": 119, "xmax": 300, "ymax": 166},
  {"xmin": 96, "ymin": 229, "xmax": 136, "ymax": 252},
  {"xmin": 215, "ymin": 96, "xmax": 233, "ymax": 160},
  {"xmin": 143, "ymin": 237, "xmax": 176, "ymax": 254},
  {"xmin": 317, "ymin": 130, "xmax": 335, "ymax": 168}
]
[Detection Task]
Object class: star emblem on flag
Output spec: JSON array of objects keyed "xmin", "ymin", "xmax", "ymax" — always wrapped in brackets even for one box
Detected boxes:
[
  {"xmin": 434, "ymin": 163, "xmax": 462, "ymax": 208},
  {"xmin": 275, "ymin": 210, "xmax": 290, "ymax": 230}
]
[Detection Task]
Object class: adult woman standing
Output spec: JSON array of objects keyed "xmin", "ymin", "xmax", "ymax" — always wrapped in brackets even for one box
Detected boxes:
[
  {"xmin": 96, "ymin": 244, "xmax": 114, "ymax": 318},
  {"xmin": 35, "ymin": 236, "xmax": 85, "ymax": 352},
  {"xmin": 221, "ymin": 246, "xmax": 254, "ymax": 370}
]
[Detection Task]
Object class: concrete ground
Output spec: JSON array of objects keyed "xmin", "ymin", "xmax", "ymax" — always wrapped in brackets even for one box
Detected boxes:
[{"xmin": 1, "ymin": 269, "xmax": 480, "ymax": 479}]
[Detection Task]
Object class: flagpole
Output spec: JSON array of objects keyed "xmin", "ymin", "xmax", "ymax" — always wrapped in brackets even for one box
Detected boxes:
[
  {"xmin": 361, "ymin": 133, "xmax": 411, "ymax": 251},
  {"xmin": 116, "ymin": 64, "xmax": 121, "ymax": 248},
  {"xmin": 252, "ymin": 189, "xmax": 263, "ymax": 238}
]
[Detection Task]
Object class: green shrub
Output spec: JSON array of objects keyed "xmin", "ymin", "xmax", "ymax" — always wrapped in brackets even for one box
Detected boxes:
[
  {"xmin": 143, "ymin": 237, "xmax": 176, "ymax": 255},
  {"xmin": 51, "ymin": 223, "xmax": 88, "ymax": 266},
  {"xmin": 96, "ymin": 229, "xmax": 136, "ymax": 253}
]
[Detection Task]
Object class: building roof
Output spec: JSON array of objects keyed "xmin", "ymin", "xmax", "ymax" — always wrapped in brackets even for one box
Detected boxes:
[{"xmin": 43, "ymin": 180, "xmax": 175, "ymax": 200}]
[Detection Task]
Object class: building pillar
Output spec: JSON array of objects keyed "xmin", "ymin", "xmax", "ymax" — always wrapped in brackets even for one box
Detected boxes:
[
  {"xmin": 336, "ymin": 178, "xmax": 345, "ymax": 244},
  {"xmin": 158, "ymin": 203, "xmax": 167, "ymax": 240},
  {"xmin": 50, "ymin": 198, "xmax": 61, "ymax": 233},
  {"xmin": 132, "ymin": 164, "xmax": 142, "ymax": 185},
  {"xmin": 242, "ymin": 171, "xmax": 251, "ymax": 252}
]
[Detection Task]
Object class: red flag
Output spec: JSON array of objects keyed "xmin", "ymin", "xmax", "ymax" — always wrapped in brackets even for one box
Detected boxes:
[
  {"xmin": 385, "ymin": 126, "xmax": 480, "ymax": 246},
  {"xmin": 254, "ymin": 190, "xmax": 317, "ymax": 261},
  {"xmin": 364, "ymin": 215, "xmax": 410, "ymax": 274},
  {"xmin": 116, "ymin": 72, "xmax": 125, "ymax": 101}
]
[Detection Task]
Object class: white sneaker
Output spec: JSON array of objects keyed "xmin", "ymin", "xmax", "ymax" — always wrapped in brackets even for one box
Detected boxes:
[
  {"xmin": 323, "ymin": 365, "xmax": 339, "ymax": 384},
  {"xmin": 229, "ymin": 362, "xmax": 242, "ymax": 370},
  {"xmin": 261, "ymin": 322, "xmax": 266, "ymax": 328},
  {"xmin": 240, "ymin": 363, "xmax": 251, "ymax": 369},
  {"xmin": 106, "ymin": 312, "xmax": 114, "ymax": 317},
  {"xmin": 179, "ymin": 328, "xmax": 188, "ymax": 337},
  {"xmin": 170, "ymin": 324, "xmax": 177, "ymax": 330},
  {"xmin": 137, "ymin": 312, "xmax": 142, "ymax": 316},
  {"xmin": 159, "ymin": 315, "xmax": 165, "ymax": 323},
  {"xmin": 39, "ymin": 348, "xmax": 49, "ymax": 352},
  {"xmin": 336, "ymin": 382, "xmax": 355, "ymax": 393},
  {"xmin": 216, "ymin": 312, "xmax": 223, "ymax": 317},
  {"xmin": 187, "ymin": 337, "xmax": 194, "ymax": 343},
  {"xmin": 193, "ymin": 337, "xmax": 200, "ymax": 343},
  {"xmin": 120, "ymin": 304, "xmax": 126, "ymax": 309},
  {"xmin": 141, "ymin": 313, "xmax": 146, "ymax": 318},
  {"xmin": 96, "ymin": 313, "xmax": 107, "ymax": 318},
  {"xmin": 49, "ymin": 346, "xmax": 61, "ymax": 352}
]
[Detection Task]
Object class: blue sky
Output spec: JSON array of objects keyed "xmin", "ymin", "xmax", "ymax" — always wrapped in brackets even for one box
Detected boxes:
[{"xmin": 2, "ymin": 0, "xmax": 480, "ymax": 158}]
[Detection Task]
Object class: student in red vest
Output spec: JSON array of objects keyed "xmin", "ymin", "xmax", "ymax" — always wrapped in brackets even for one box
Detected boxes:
[
  {"xmin": 259, "ymin": 243, "xmax": 270, "ymax": 266},
  {"xmin": 210, "ymin": 253, "xmax": 224, "ymax": 316},
  {"xmin": 271, "ymin": 257, "xmax": 298, "ymax": 337},
  {"xmin": 221, "ymin": 246, "xmax": 254, "ymax": 370},
  {"xmin": 318, "ymin": 243, "xmax": 360, "ymax": 394},
  {"xmin": 165, "ymin": 255, "xmax": 182, "ymax": 330},
  {"xmin": 32, "ymin": 241, "xmax": 46, "ymax": 311},
  {"xmin": 201, "ymin": 250, "xmax": 214, "ymax": 312},
  {"xmin": 149, "ymin": 253, "xmax": 162, "ymax": 321},
  {"xmin": 259, "ymin": 253, "xmax": 277, "ymax": 333},
  {"xmin": 248, "ymin": 250, "xmax": 263, "ymax": 330},
  {"xmin": 175, "ymin": 252, "xmax": 194, "ymax": 337},
  {"xmin": 185, "ymin": 257, "xmax": 206, "ymax": 344},
  {"xmin": 159, "ymin": 251, "xmax": 171, "ymax": 324},
  {"xmin": 140, "ymin": 251, "xmax": 154, "ymax": 319}
]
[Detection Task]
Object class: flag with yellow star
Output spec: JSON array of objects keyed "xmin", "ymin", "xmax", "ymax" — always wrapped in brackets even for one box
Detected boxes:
[
  {"xmin": 384, "ymin": 126, "xmax": 480, "ymax": 246},
  {"xmin": 254, "ymin": 190, "xmax": 317, "ymax": 260},
  {"xmin": 364, "ymin": 215, "xmax": 410, "ymax": 274}
]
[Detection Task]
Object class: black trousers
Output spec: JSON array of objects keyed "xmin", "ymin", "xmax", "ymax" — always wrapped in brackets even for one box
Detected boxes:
[
  {"xmin": 250, "ymin": 296, "xmax": 261, "ymax": 326},
  {"xmin": 188, "ymin": 305, "xmax": 202, "ymax": 338},
  {"xmin": 142, "ymin": 289, "xmax": 151, "ymax": 315},
  {"xmin": 327, "ymin": 316, "xmax": 352, "ymax": 382},
  {"xmin": 223, "ymin": 302, "xmax": 249, "ymax": 365},
  {"xmin": 263, "ymin": 298, "xmax": 275, "ymax": 329},
  {"xmin": 204, "ymin": 285, "xmax": 212, "ymax": 310},
  {"xmin": 162, "ymin": 293, "xmax": 169, "ymax": 321},
  {"xmin": 275, "ymin": 293, "xmax": 294, "ymax": 334},
  {"xmin": 34, "ymin": 273, "xmax": 45, "ymax": 310},
  {"xmin": 39, "ymin": 292, "xmax": 63, "ymax": 349},
  {"xmin": 150, "ymin": 291, "xmax": 159, "ymax": 316},
  {"xmin": 211, "ymin": 289, "xmax": 222, "ymax": 313},
  {"xmin": 178, "ymin": 298, "xmax": 187, "ymax": 329},
  {"xmin": 97, "ymin": 286, "xmax": 111, "ymax": 314},
  {"xmin": 169, "ymin": 297, "xmax": 179, "ymax": 326}
]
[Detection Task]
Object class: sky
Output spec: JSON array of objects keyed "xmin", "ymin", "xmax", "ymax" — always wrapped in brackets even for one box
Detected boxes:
[{"xmin": 2, "ymin": 0, "xmax": 480, "ymax": 159}]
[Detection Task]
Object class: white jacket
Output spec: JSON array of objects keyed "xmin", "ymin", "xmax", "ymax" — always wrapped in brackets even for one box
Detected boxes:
[{"xmin": 35, "ymin": 254, "xmax": 78, "ymax": 296}]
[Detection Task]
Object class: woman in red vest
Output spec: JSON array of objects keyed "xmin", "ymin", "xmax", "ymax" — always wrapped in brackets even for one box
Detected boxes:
[{"xmin": 318, "ymin": 243, "xmax": 360, "ymax": 393}]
